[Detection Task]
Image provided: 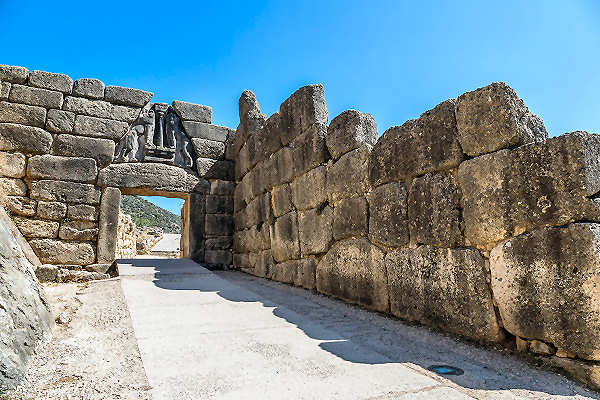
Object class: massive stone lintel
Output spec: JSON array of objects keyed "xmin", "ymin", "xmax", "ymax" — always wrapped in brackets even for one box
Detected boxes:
[{"xmin": 97, "ymin": 162, "xmax": 209, "ymax": 194}]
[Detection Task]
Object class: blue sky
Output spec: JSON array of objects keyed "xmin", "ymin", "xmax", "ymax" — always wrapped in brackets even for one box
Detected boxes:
[{"xmin": 2, "ymin": 1, "xmax": 599, "ymax": 214}]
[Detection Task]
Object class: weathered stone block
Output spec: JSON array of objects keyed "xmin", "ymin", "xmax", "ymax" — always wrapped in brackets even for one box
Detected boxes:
[
  {"xmin": 326, "ymin": 110, "xmax": 377, "ymax": 160},
  {"xmin": 458, "ymin": 132, "xmax": 600, "ymax": 248},
  {"xmin": 0, "ymin": 101, "xmax": 46, "ymax": 127},
  {"xmin": 105, "ymin": 85, "xmax": 152, "ymax": 107},
  {"xmin": 210, "ymin": 179, "xmax": 235, "ymax": 195},
  {"xmin": 0, "ymin": 64, "xmax": 28, "ymax": 83},
  {"xmin": 270, "ymin": 260, "xmax": 296, "ymax": 284},
  {"xmin": 183, "ymin": 121, "xmax": 228, "ymax": 141},
  {"xmin": 270, "ymin": 146, "xmax": 294, "ymax": 186},
  {"xmin": 37, "ymin": 201, "xmax": 67, "ymax": 220},
  {"xmin": 233, "ymin": 225, "xmax": 270, "ymax": 253},
  {"xmin": 31, "ymin": 180, "xmax": 101, "ymax": 204},
  {"xmin": 290, "ymin": 127, "xmax": 328, "ymax": 178},
  {"xmin": 28, "ymin": 70, "xmax": 73, "ymax": 94},
  {"xmin": 46, "ymin": 109, "xmax": 75, "ymax": 133},
  {"xmin": 490, "ymin": 223, "xmax": 600, "ymax": 360},
  {"xmin": 332, "ymin": 196, "xmax": 368, "ymax": 240},
  {"xmin": 235, "ymin": 192, "xmax": 272, "ymax": 229},
  {"xmin": 29, "ymin": 239, "xmax": 95, "ymax": 265},
  {"xmin": 188, "ymin": 193, "xmax": 205, "ymax": 262},
  {"xmin": 0, "ymin": 177, "xmax": 26, "ymax": 196},
  {"xmin": 54, "ymin": 134, "xmax": 115, "ymax": 168},
  {"xmin": 28, "ymin": 155, "xmax": 98, "ymax": 183},
  {"xmin": 63, "ymin": 96, "xmax": 139, "ymax": 123},
  {"xmin": 73, "ymin": 78, "xmax": 104, "ymax": 99},
  {"xmin": 316, "ymin": 237, "xmax": 387, "ymax": 312},
  {"xmin": 272, "ymin": 211, "xmax": 300, "ymax": 262},
  {"xmin": 73, "ymin": 114, "xmax": 129, "ymax": 140},
  {"xmin": 0, "ymin": 123, "xmax": 52, "ymax": 154},
  {"xmin": 205, "ymin": 214, "xmax": 233, "ymax": 236},
  {"xmin": 291, "ymin": 166, "xmax": 327, "ymax": 211},
  {"xmin": 98, "ymin": 163, "xmax": 209, "ymax": 194},
  {"xmin": 298, "ymin": 206, "xmax": 333, "ymax": 256},
  {"xmin": 0, "ymin": 151, "xmax": 26, "ymax": 177},
  {"xmin": 35, "ymin": 264, "xmax": 59, "ymax": 283},
  {"xmin": 59, "ymin": 220, "xmax": 98, "ymax": 240},
  {"xmin": 327, "ymin": 145, "xmax": 371, "ymax": 204},
  {"xmin": 271, "ymin": 184, "xmax": 292, "ymax": 217},
  {"xmin": 97, "ymin": 187, "xmax": 121, "ymax": 263},
  {"xmin": 67, "ymin": 204, "xmax": 98, "ymax": 221},
  {"xmin": 369, "ymin": 100, "xmax": 463, "ymax": 187},
  {"xmin": 191, "ymin": 138, "xmax": 225, "ymax": 160},
  {"xmin": 172, "ymin": 101, "xmax": 212, "ymax": 123},
  {"xmin": 248, "ymin": 249, "xmax": 274, "ymax": 278},
  {"xmin": 9, "ymin": 84, "xmax": 63, "ymax": 108},
  {"xmin": 279, "ymin": 84, "xmax": 328, "ymax": 146},
  {"xmin": 196, "ymin": 158, "xmax": 234, "ymax": 181},
  {"xmin": 0, "ymin": 81, "xmax": 10, "ymax": 100},
  {"xmin": 386, "ymin": 246, "xmax": 503, "ymax": 342},
  {"xmin": 205, "ymin": 195, "xmax": 233, "ymax": 214},
  {"xmin": 13, "ymin": 216, "xmax": 59, "ymax": 238},
  {"xmin": 205, "ymin": 250, "xmax": 232, "ymax": 265},
  {"xmin": 408, "ymin": 172, "xmax": 463, "ymax": 247},
  {"xmin": 205, "ymin": 236, "xmax": 233, "ymax": 250},
  {"xmin": 295, "ymin": 257, "xmax": 317, "ymax": 289},
  {"xmin": 4, "ymin": 196, "xmax": 36, "ymax": 216},
  {"xmin": 455, "ymin": 82, "xmax": 548, "ymax": 157},
  {"xmin": 233, "ymin": 253, "xmax": 249, "ymax": 270},
  {"xmin": 367, "ymin": 182, "xmax": 409, "ymax": 248}
]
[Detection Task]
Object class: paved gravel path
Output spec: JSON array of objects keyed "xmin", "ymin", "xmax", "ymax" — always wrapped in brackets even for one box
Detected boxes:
[{"xmin": 119, "ymin": 258, "xmax": 600, "ymax": 400}]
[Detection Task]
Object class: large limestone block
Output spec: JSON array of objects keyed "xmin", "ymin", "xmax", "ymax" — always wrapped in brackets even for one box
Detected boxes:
[
  {"xmin": 73, "ymin": 78, "xmax": 105, "ymax": 99},
  {"xmin": 332, "ymin": 196, "xmax": 368, "ymax": 240},
  {"xmin": 97, "ymin": 187, "xmax": 121, "ymax": 263},
  {"xmin": 62, "ymin": 96, "xmax": 139, "ymax": 124},
  {"xmin": 271, "ymin": 211, "xmax": 300, "ymax": 262},
  {"xmin": 104, "ymin": 85, "xmax": 152, "ymax": 107},
  {"xmin": 31, "ymin": 180, "xmax": 101, "ymax": 204},
  {"xmin": 326, "ymin": 110, "xmax": 377, "ymax": 160},
  {"xmin": 455, "ymin": 82, "xmax": 548, "ymax": 157},
  {"xmin": 196, "ymin": 158, "xmax": 234, "ymax": 181},
  {"xmin": 0, "ymin": 151, "xmax": 26, "ymax": 177},
  {"xmin": 298, "ymin": 206, "xmax": 333, "ymax": 256},
  {"xmin": 386, "ymin": 246, "xmax": 503, "ymax": 342},
  {"xmin": 247, "ymin": 250, "xmax": 274, "ymax": 278},
  {"xmin": 0, "ymin": 101, "xmax": 46, "ymax": 127},
  {"xmin": 233, "ymin": 225, "xmax": 270, "ymax": 253},
  {"xmin": 28, "ymin": 155, "xmax": 98, "ymax": 183},
  {"xmin": 29, "ymin": 238, "xmax": 96, "ymax": 265},
  {"xmin": 37, "ymin": 201, "xmax": 67, "ymax": 220},
  {"xmin": 210, "ymin": 180, "xmax": 235, "ymax": 195},
  {"xmin": 316, "ymin": 237, "xmax": 388, "ymax": 312},
  {"xmin": 54, "ymin": 134, "xmax": 115, "ymax": 168},
  {"xmin": 270, "ymin": 146, "xmax": 294, "ymax": 186},
  {"xmin": 367, "ymin": 182, "xmax": 409, "ymax": 248},
  {"xmin": 291, "ymin": 166, "xmax": 327, "ymax": 211},
  {"xmin": 205, "ymin": 249, "xmax": 232, "ymax": 265},
  {"xmin": 0, "ymin": 81, "xmax": 10, "ymax": 100},
  {"xmin": 73, "ymin": 114, "xmax": 129, "ymax": 140},
  {"xmin": 0, "ymin": 123, "xmax": 52, "ymax": 154},
  {"xmin": 28, "ymin": 70, "xmax": 73, "ymax": 94},
  {"xmin": 490, "ymin": 223, "xmax": 600, "ymax": 360},
  {"xmin": 12, "ymin": 216, "xmax": 59, "ymax": 238},
  {"xmin": 279, "ymin": 84, "xmax": 328, "ymax": 146},
  {"xmin": 0, "ymin": 177, "xmax": 26, "ymax": 196},
  {"xmin": 369, "ymin": 100, "xmax": 463, "ymax": 187},
  {"xmin": 235, "ymin": 192, "xmax": 272, "ymax": 229},
  {"xmin": 4, "ymin": 196, "xmax": 36, "ymax": 217},
  {"xmin": 183, "ymin": 121, "xmax": 229, "ymax": 142},
  {"xmin": 205, "ymin": 195, "xmax": 233, "ymax": 214},
  {"xmin": 290, "ymin": 126, "xmax": 328, "ymax": 178},
  {"xmin": 188, "ymin": 193, "xmax": 206, "ymax": 262},
  {"xmin": 327, "ymin": 145, "xmax": 371, "ymax": 204},
  {"xmin": 67, "ymin": 204, "xmax": 98, "ymax": 221},
  {"xmin": 408, "ymin": 172, "xmax": 463, "ymax": 247},
  {"xmin": 9, "ymin": 84, "xmax": 63, "ymax": 108},
  {"xmin": 0, "ymin": 64, "xmax": 28, "ymax": 83},
  {"xmin": 205, "ymin": 214, "xmax": 233, "ymax": 236},
  {"xmin": 172, "ymin": 100, "xmax": 212, "ymax": 123},
  {"xmin": 98, "ymin": 163, "xmax": 209, "ymax": 194},
  {"xmin": 458, "ymin": 132, "xmax": 600, "ymax": 248},
  {"xmin": 45, "ymin": 109, "xmax": 75, "ymax": 133},
  {"xmin": 59, "ymin": 220, "xmax": 98, "ymax": 240},
  {"xmin": 271, "ymin": 184, "xmax": 293, "ymax": 217},
  {"xmin": 0, "ymin": 208, "xmax": 54, "ymax": 391},
  {"xmin": 191, "ymin": 138, "xmax": 225, "ymax": 160}
]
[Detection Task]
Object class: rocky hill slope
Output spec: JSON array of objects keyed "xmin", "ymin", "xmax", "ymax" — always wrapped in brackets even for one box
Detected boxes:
[{"xmin": 120, "ymin": 196, "xmax": 181, "ymax": 234}]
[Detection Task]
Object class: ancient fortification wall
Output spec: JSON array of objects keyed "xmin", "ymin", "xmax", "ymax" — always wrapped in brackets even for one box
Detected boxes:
[
  {"xmin": 2, "ymin": 63, "xmax": 600, "ymax": 387},
  {"xmin": 229, "ymin": 81, "xmax": 600, "ymax": 377},
  {"xmin": 0, "ymin": 64, "xmax": 235, "ymax": 272}
]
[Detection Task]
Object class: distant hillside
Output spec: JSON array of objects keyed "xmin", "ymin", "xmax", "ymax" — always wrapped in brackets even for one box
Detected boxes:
[{"xmin": 120, "ymin": 195, "xmax": 181, "ymax": 233}]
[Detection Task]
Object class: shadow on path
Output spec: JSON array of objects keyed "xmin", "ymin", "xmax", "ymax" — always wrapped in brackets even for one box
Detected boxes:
[{"xmin": 118, "ymin": 257, "xmax": 599, "ymax": 399}]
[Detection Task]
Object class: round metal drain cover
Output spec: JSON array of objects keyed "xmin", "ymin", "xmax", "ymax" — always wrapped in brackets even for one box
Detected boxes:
[{"xmin": 427, "ymin": 365, "xmax": 464, "ymax": 376}]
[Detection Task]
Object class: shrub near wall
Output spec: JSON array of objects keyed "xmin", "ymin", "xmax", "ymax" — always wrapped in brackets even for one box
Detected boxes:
[{"xmin": 230, "ymin": 81, "xmax": 600, "ymax": 387}]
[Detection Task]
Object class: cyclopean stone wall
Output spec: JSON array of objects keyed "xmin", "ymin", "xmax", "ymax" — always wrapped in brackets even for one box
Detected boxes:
[
  {"xmin": 0, "ymin": 65, "xmax": 235, "ymax": 271},
  {"xmin": 229, "ymin": 81, "xmax": 600, "ymax": 385}
]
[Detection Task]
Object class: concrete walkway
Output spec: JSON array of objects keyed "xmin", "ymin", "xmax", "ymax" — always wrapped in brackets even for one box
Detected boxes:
[
  {"xmin": 148, "ymin": 233, "xmax": 181, "ymax": 256},
  {"xmin": 118, "ymin": 258, "xmax": 598, "ymax": 400}
]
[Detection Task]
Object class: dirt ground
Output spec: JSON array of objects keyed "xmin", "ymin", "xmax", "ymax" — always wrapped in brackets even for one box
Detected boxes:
[{"xmin": 0, "ymin": 279, "xmax": 152, "ymax": 400}]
